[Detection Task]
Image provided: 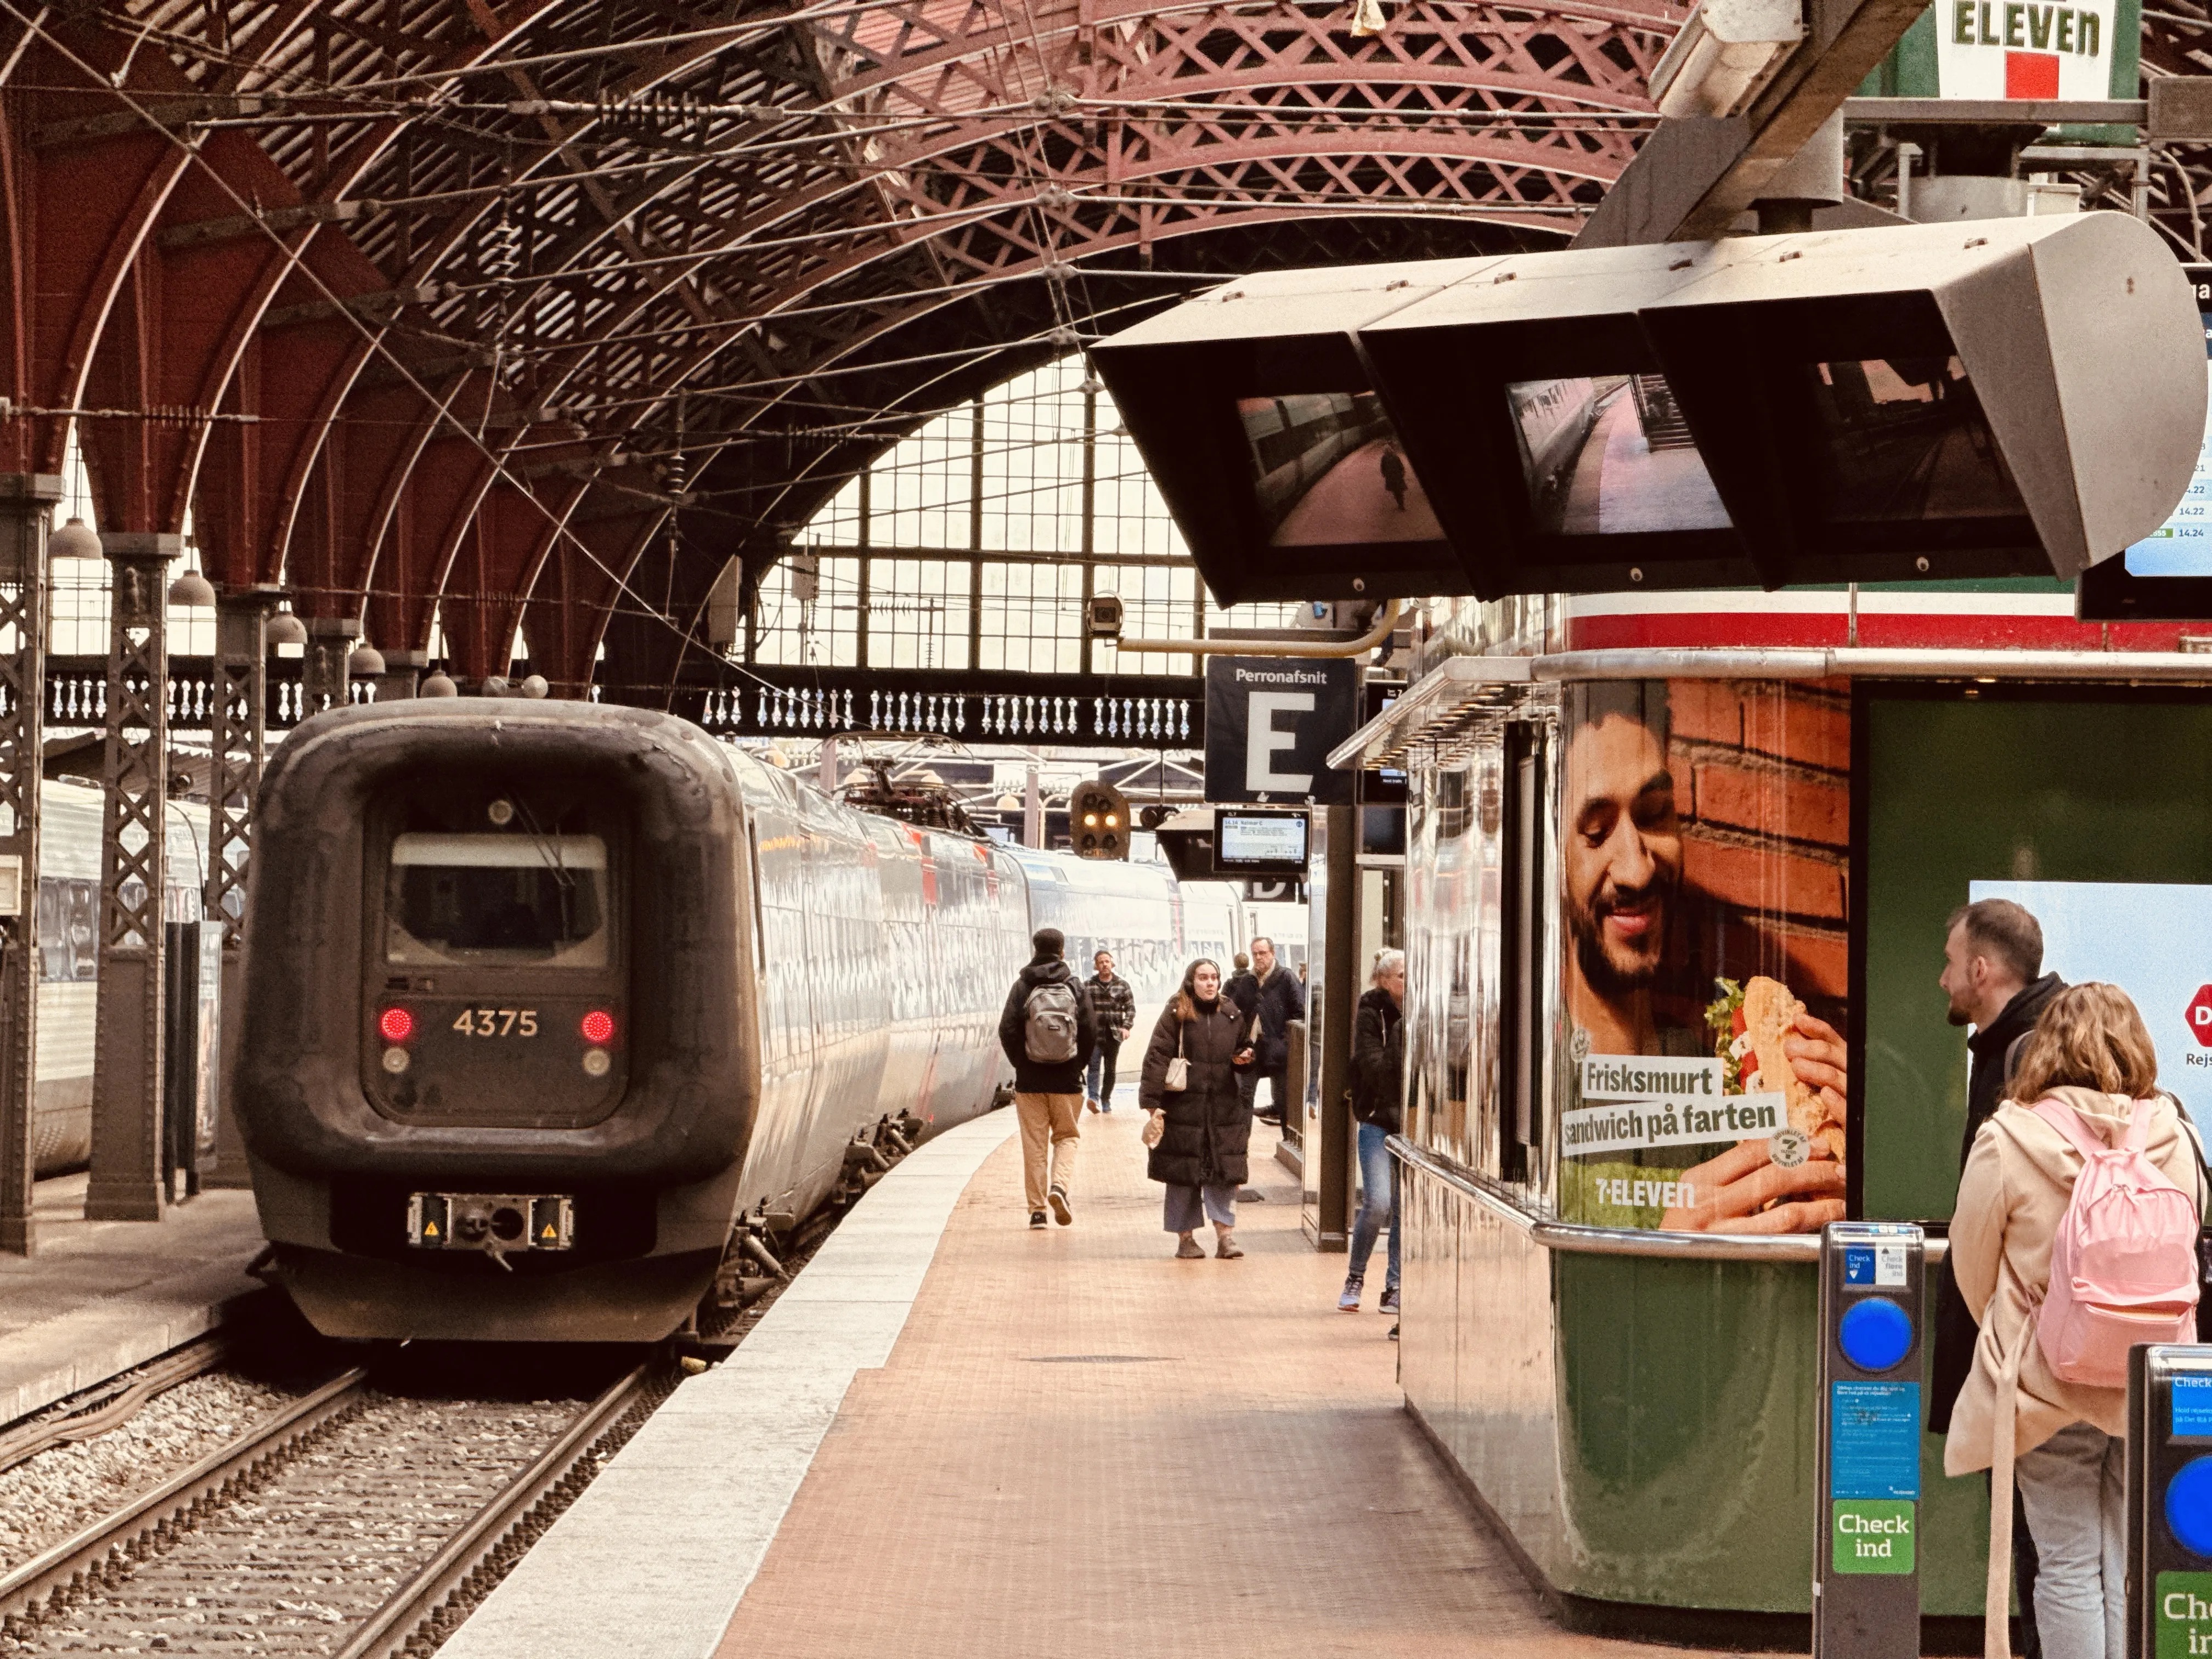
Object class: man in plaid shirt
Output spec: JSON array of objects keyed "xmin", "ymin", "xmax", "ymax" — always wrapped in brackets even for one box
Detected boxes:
[{"xmin": 1085, "ymin": 949, "xmax": 1137, "ymax": 1113}]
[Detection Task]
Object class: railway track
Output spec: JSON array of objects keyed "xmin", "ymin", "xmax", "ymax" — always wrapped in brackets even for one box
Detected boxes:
[{"xmin": 0, "ymin": 1361, "xmax": 668, "ymax": 1657}]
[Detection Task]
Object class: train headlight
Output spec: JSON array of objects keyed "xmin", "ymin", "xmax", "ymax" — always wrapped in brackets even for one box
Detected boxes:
[
  {"xmin": 382, "ymin": 1046, "xmax": 411, "ymax": 1074},
  {"xmin": 580, "ymin": 1009, "xmax": 615, "ymax": 1044},
  {"xmin": 487, "ymin": 799, "xmax": 515, "ymax": 826},
  {"xmin": 379, "ymin": 1007, "xmax": 414, "ymax": 1044},
  {"xmin": 582, "ymin": 1048, "xmax": 612, "ymax": 1077}
]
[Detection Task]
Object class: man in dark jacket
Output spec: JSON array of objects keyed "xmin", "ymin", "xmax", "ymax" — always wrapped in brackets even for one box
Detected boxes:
[
  {"xmin": 998, "ymin": 928, "xmax": 1097, "ymax": 1229},
  {"xmin": 1226, "ymin": 954, "xmax": 1261, "ymax": 1109},
  {"xmin": 1932, "ymin": 897, "xmax": 2062, "ymax": 1657},
  {"xmin": 1342, "ymin": 949, "xmax": 1406, "ymax": 1317},
  {"xmin": 1246, "ymin": 937, "xmax": 1304, "ymax": 1127}
]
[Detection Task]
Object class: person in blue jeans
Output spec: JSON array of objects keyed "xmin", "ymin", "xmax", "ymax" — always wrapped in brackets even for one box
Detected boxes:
[{"xmin": 1340, "ymin": 949, "xmax": 1404, "ymax": 1317}]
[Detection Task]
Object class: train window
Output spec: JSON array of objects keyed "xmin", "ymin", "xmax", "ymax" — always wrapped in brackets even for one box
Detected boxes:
[
  {"xmin": 385, "ymin": 833, "xmax": 610, "ymax": 967},
  {"xmin": 36, "ymin": 879, "xmax": 98, "ymax": 983}
]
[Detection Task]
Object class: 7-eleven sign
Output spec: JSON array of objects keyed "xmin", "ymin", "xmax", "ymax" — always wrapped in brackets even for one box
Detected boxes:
[
  {"xmin": 1866, "ymin": 0, "xmax": 2140, "ymax": 111},
  {"xmin": 1936, "ymin": 0, "xmax": 2121, "ymax": 98}
]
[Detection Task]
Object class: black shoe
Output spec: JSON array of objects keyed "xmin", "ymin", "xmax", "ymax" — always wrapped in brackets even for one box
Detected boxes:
[
  {"xmin": 1029, "ymin": 1210, "xmax": 1048, "ymax": 1229},
  {"xmin": 1256, "ymin": 1113, "xmax": 1283, "ymax": 1127},
  {"xmin": 1387, "ymin": 1323, "xmax": 1399, "ymax": 1341},
  {"xmin": 1379, "ymin": 1285, "xmax": 1400, "ymax": 1314},
  {"xmin": 1048, "ymin": 1186, "xmax": 1073, "ymax": 1226}
]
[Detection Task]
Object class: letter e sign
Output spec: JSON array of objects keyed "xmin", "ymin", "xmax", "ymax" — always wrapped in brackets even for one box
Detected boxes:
[{"xmin": 1204, "ymin": 656, "xmax": 1359, "ymax": 805}]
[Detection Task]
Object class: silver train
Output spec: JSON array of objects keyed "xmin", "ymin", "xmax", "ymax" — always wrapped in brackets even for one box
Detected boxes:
[
  {"xmin": 235, "ymin": 701, "xmax": 1251, "ymax": 1343},
  {"xmin": 29, "ymin": 781, "xmax": 217, "ymax": 1176}
]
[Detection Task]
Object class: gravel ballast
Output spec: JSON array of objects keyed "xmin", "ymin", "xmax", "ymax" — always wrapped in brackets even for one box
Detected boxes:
[{"xmin": 0, "ymin": 1371, "xmax": 296, "ymax": 1573}]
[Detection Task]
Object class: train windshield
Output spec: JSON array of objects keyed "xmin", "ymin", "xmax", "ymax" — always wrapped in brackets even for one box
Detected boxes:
[{"xmin": 385, "ymin": 833, "xmax": 609, "ymax": 967}]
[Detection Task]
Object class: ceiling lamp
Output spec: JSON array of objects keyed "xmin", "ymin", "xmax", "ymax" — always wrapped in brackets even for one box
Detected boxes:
[
  {"xmin": 481, "ymin": 675, "xmax": 509, "ymax": 696},
  {"xmin": 266, "ymin": 607, "xmax": 308, "ymax": 648},
  {"xmin": 168, "ymin": 567, "xmax": 217, "ymax": 608},
  {"xmin": 419, "ymin": 670, "xmax": 458, "ymax": 697},
  {"xmin": 348, "ymin": 642, "xmax": 386, "ymax": 677},
  {"xmin": 520, "ymin": 674, "xmax": 549, "ymax": 699},
  {"xmin": 47, "ymin": 517, "xmax": 99, "ymax": 561}
]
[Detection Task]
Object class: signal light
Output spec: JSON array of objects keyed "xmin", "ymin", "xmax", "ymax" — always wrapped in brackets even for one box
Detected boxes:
[
  {"xmin": 580, "ymin": 1009, "xmax": 616, "ymax": 1045},
  {"xmin": 1069, "ymin": 780, "xmax": 1132, "ymax": 860},
  {"xmin": 379, "ymin": 1007, "xmax": 415, "ymax": 1044}
]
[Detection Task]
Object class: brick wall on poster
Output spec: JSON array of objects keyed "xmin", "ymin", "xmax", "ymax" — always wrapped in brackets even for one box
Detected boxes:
[{"xmin": 1654, "ymin": 677, "xmax": 1851, "ymax": 1030}]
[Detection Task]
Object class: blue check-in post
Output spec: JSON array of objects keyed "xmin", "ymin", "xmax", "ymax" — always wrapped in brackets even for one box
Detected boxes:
[
  {"xmin": 2126, "ymin": 1345, "xmax": 2212, "ymax": 1657},
  {"xmin": 1815, "ymin": 1221, "xmax": 1926, "ymax": 1659}
]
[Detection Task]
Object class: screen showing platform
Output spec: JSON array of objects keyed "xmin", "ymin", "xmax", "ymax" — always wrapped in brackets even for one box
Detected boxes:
[
  {"xmin": 1505, "ymin": 374, "xmax": 1731, "ymax": 534},
  {"xmin": 1810, "ymin": 357, "xmax": 2026, "ymax": 522},
  {"xmin": 1236, "ymin": 393, "xmax": 1440, "ymax": 547}
]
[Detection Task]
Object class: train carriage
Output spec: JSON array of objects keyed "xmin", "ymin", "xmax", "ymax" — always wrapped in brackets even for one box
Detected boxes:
[{"xmin": 236, "ymin": 699, "xmax": 1256, "ymax": 1342}]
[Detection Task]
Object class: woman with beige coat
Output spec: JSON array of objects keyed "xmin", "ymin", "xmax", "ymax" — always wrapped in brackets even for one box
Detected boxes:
[{"xmin": 1946, "ymin": 983, "xmax": 2208, "ymax": 1659}]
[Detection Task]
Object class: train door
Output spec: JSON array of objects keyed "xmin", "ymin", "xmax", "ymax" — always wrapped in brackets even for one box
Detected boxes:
[{"xmin": 1498, "ymin": 722, "xmax": 1550, "ymax": 1185}]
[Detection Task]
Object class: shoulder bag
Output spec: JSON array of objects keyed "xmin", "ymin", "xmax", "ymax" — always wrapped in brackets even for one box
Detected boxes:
[{"xmin": 1164, "ymin": 1020, "xmax": 1189, "ymax": 1093}]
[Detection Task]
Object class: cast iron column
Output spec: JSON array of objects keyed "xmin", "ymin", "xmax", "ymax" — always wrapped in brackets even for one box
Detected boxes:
[
  {"xmin": 0, "ymin": 475, "xmax": 56, "ymax": 1253},
  {"xmin": 201, "ymin": 584, "xmax": 276, "ymax": 1190},
  {"xmin": 301, "ymin": 616, "xmax": 359, "ymax": 715},
  {"xmin": 86, "ymin": 534, "xmax": 179, "ymax": 1222}
]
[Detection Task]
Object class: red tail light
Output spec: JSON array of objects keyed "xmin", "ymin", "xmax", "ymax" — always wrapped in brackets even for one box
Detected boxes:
[
  {"xmin": 580, "ymin": 1009, "xmax": 615, "ymax": 1045},
  {"xmin": 379, "ymin": 1007, "xmax": 415, "ymax": 1044}
]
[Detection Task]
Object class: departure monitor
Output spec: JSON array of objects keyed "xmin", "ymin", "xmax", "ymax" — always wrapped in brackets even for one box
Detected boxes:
[
  {"xmin": 1215, "ymin": 811, "xmax": 1309, "ymax": 874},
  {"xmin": 2078, "ymin": 261, "xmax": 2212, "ymax": 620}
]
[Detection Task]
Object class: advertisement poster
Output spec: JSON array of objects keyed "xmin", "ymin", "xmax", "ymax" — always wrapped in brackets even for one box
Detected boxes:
[
  {"xmin": 1969, "ymin": 880, "xmax": 2212, "ymax": 1111},
  {"xmin": 1558, "ymin": 679, "xmax": 1852, "ymax": 1231}
]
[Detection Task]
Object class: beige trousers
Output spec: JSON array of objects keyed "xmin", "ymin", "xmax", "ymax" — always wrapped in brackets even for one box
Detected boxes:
[{"xmin": 1014, "ymin": 1092, "xmax": 1082, "ymax": 1210}]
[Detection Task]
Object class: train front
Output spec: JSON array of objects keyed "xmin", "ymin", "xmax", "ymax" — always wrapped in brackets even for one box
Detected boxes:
[{"xmin": 235, "ymin": 700, "xmax": 758, "ymax": 1342}]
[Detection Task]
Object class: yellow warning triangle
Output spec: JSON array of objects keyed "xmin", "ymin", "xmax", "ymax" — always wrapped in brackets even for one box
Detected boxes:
[
  {"xmin": 424, "ymin": 1222, "xmax": 440, "ymax": 1237},
  {"xmin": 541, "ymin": 1224, "xmax": 556, "ymax": 1239}
]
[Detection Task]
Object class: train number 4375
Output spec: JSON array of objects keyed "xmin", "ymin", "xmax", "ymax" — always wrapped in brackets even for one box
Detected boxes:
[{"xmin": 453, "ymin": 1008, "xmax": 539, "ymax": 1037}]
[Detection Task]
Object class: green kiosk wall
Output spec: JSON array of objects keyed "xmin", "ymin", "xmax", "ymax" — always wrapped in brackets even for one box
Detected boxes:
[{"xmin": 1858, "ymin": 687, "xmax": 2212, "ymax": 1615}]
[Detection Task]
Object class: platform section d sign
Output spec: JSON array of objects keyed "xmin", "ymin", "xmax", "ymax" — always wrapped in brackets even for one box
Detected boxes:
[{"xmin": 1204, "ymin": 657, "xmax": 1359, "ymax": 806}]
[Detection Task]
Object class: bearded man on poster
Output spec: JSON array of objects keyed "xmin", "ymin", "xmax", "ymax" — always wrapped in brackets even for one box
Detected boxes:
[{"xmin": 1562, "ymin": 682, "xmax": 1848, "ymax": 1233}]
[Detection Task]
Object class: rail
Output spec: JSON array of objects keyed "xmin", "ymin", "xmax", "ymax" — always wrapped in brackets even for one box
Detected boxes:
[
  {"xmin": 1387, "ymin": 1135, "xmax": 1947, "ymax": 1264},
  {"xmin": 334, "ymin": 1361, "xmax": 658, "ymax": 1659},
  {"xmin": 0, "ymin": 1366, "xmax": 370, "ymax": 1624}
]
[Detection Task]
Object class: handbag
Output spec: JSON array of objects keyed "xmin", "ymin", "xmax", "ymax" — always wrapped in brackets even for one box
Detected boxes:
[{"xmin": 1164, "ymin": 1022, "xmax": 1189, "ymax": 1093}]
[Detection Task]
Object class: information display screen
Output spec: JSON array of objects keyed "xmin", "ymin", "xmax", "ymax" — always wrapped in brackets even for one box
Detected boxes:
[
  {"xmin": 2124, "ymin": 268, "xmax": 2212, "ymax": 576},
  {"xmin": 1506, "ymin": 373, "xmax": 1731, "ymax": 535},
  {"xmin": 1216, "ymin": 812, "xmax": 1309, "ymax": 869},
  {"xmin": 2173, "ymin": 1372, "xmax": 2212, "ymax": 1440},
  {"xmin": 1236, "ymin": 393, "xmax": 1439, "ymax": 547}
]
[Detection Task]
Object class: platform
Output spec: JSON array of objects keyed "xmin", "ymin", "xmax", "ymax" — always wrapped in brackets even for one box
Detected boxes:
[
  {"xmin": 0, "ymin": 1174, "xmax": 268, "ymax": 1428},
  {"xmin": 443, "ymin": 1096, "xmax": 1730, "ymax": 1659}
]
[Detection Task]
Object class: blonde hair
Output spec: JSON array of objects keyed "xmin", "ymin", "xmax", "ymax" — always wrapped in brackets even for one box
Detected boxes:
[{"xmin": 2009, "ymin": 982, "xmax": 2159, "ymax": 1103}]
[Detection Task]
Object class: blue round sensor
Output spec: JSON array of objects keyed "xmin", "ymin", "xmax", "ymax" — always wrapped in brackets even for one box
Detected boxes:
[
  {"xmin": 2169, "ymin": 1458, "xmax": 2212, "ymax": 1557},
  {"xmin": 1839, "ymin": 1297, "xmax": 1914, "ymax": 1372}
]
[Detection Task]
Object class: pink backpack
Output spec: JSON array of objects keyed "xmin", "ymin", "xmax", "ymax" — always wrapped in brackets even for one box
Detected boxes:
[{"xmin": 2030, "ymin": 1097, "xmax": 2200, "ymax": 1389}]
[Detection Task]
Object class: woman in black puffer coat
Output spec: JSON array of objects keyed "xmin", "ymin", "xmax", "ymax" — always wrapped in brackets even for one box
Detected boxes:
[{"xmin": 1139, "ymin": 958, "xmax": 1256, "ymax": 1260}]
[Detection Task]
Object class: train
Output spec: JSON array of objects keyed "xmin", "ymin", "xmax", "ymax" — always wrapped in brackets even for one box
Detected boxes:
[
  {"xmin": 29, "ymin": 781, "xmax": 217, "ymax": 1177},
  {"xmin": 234, "ymin": 699, "xmax": 1260, "ymax": 1343},
  {"xmin": 1509, "ymin": 375, "xmax": 1602, "ymax": 508},
  {"xmin": 1240, "ymin": 391, "xmax": 1392, "ymax": 533}
]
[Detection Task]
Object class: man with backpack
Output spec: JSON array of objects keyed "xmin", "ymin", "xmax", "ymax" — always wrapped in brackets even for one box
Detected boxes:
[{"xmin": 998, "ymin": 928, "xmax": 1098, "ymax": 1229}]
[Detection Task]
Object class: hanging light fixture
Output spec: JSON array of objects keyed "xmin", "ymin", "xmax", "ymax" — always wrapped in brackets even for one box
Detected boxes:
[
  {"xmin": 520, "ymin": 674, "xmax": 549, "ymax": 699},
  {"xmin": 168, "ymin": 567, "xmax": 216, "ymax": 607},
  {"xmin": 348, "ymin": 642, "xmax": 386, "ymax": 677},
  {"xmin": 266, "ymin": 607, "xmax": 308, "ymax": 648},
  {"xmin": 481, "ymin": 674, "xmax": 510, "ymax": 696},
  {"xmin": 419, "ymin": 669, "xmax": 458, "ymax": 697},
  {"xmin": 47, "ymin": 517, "xmax": 99, "ymax": 561}
]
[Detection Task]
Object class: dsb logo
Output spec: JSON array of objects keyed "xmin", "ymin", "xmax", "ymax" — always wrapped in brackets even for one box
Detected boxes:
[{"xmin": 2190, "ymin": 986, "xmax": 2212, "ymax": 1047}]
